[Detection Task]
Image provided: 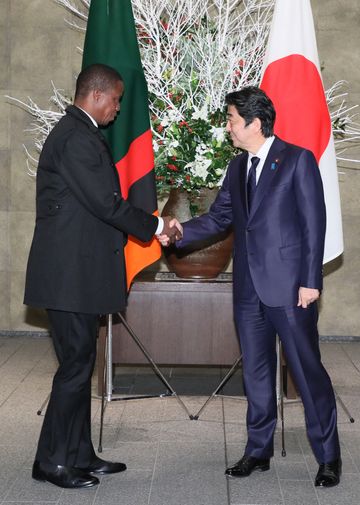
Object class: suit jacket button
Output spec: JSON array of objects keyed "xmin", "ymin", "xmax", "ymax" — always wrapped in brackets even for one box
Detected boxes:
[{"xmin": 114, "ymin": 249, "xmax": 120, "ymax": 255}]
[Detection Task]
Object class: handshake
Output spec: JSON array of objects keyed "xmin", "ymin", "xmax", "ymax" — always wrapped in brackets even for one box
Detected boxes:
[{"xmin": 157, "ymin": 216, "xmax": 183, "ymax": 246}]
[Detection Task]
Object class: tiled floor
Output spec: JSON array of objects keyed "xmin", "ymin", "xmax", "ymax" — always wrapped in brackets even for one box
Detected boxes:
[{"xmin": 1, "ymin": 336, "xmax": 360, "ymax": 505}]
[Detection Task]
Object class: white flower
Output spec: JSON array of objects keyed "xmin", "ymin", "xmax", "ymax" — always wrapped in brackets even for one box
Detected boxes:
[
  {"xmin": 160, "ymin": 115, "xmax": 170, "ymax": 127},
  {"xmin": 191, "ymin": 104, "xmax": 208, "ymax": 121},
  {"xmin": 160, "ymin": 108, "xmax": 183, "ymax": 127},
  {"xmin": 186, "ymin": 157, "xmax": 212, "ymax": 181},
  {"xmin": 195, "ymin": 143, "xmax": 209, "ymax": 155},
  {"xmin": 211, "ymin": 126, "xmax": 226, "ymax": 143}
]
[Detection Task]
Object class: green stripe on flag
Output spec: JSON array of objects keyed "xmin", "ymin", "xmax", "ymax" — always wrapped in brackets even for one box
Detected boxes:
[{"xmin": 82, "ymin": 0, "xmax": 151, "ymax": 164}]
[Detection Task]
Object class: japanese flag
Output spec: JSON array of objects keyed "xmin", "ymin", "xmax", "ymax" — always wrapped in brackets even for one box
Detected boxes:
[{"xmin": 260, "ymin": 0, "xmax": 343, "ymax": 263}]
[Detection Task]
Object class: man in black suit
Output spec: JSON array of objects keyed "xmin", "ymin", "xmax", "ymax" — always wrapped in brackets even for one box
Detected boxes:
[{"xmin": 24, "ymin": 63, "xmax": 179, "ymax": 489}]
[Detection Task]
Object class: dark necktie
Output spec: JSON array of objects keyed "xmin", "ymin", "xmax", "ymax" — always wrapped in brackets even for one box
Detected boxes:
[{"xmin": 247, "ymin": 156, "xmax": 260, "ymax": 212}]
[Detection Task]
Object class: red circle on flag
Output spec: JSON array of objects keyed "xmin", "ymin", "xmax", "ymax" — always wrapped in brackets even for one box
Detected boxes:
[{"xmin": 260, "ymin": 54, "xmax": 331, "ymax": 164}]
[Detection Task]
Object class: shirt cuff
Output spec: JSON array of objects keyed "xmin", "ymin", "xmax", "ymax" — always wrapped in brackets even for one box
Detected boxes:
[{"xmin": 155, "ymin": 216, "xmax": 164, "ymax": 235}]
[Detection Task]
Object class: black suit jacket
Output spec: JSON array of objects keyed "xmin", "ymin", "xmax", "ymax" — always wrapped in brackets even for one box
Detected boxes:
[{"xmin": 24, "ymin": 105, "xmax": 158, "ymax": 314}]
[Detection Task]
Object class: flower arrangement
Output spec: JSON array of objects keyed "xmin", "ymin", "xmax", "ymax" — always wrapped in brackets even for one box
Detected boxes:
[
  {"xmin": 134, "ymin": 0, "xmax": 273, "ymax": 194},
  {"xmin": 151, "ymin": 88, "xmax": 235, "ymax": 193}
]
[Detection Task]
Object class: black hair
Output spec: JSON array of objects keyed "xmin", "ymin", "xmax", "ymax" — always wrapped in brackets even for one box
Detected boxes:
[
  {"xmin": 75, "ymin": 63, "xmax": 123, "ymax": 99},
  {"xmin": 225, "ymin": 86, "xmax": 276, "ymax": 137}
]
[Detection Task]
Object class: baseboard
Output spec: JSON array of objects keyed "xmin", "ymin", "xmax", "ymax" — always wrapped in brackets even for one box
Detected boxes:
[
  {"xmin": 0, "ymin": 330, "xmax": 50, "ymax": 338},
  {"xmin": 319, "ymin": 335, "xmax": 360, "ymax": 342},
  {"xmin": 0, "ymin": 330, "xmax": 359, "ymax": 341}
]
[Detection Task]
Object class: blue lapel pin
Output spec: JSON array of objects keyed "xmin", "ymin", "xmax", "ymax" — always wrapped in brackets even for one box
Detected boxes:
[{"xmin": 271, "ymin": 158, "xmax": 280, "ymax": 170}]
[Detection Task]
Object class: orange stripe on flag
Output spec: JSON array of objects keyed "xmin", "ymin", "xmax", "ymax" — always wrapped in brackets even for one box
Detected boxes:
[
  {"xmin": 116, "ymin": 130, "xmax": 154, "ymax": 199},
  {"xmin": 124, "ymin": 210, "xmax": 161, "ymax": 289}
]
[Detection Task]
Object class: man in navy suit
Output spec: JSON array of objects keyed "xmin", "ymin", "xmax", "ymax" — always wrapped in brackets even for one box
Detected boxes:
[{"xmin": 162, "ymin": 87, "xmax": 341, "ymax": 487}]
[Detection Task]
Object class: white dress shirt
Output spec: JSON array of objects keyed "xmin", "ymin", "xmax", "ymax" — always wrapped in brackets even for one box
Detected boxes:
[{"xmin": 247, "ymin": 135, "xmax": 275, "ymax": 184}]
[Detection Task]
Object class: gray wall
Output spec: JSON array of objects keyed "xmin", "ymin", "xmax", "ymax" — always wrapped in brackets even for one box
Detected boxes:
[
  {"xmin": 0, "ymin": 0, "xmax": 359, "ymax": 335},
  {"xmin": 313, "ymin": 0, "xmax": 360, "ymax": 336}
]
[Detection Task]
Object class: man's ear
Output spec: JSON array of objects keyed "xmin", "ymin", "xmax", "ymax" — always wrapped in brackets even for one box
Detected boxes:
[
  {"xmin": 251, "ymin": 117, "xmax": 262, "ymax": 133},
  {"xmin": 93, "ymin": 89, "xmax": 102, "ymax": 102}
]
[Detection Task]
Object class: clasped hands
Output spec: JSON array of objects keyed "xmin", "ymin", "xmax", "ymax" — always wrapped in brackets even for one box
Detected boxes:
[{"xmin": 157, "ymin": 216, "xmax": 183, "ymax": 246}]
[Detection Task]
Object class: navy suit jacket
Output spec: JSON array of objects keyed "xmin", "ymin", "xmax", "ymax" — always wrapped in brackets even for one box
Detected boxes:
[{"xmin": 178, "ymin": 136, "xmax": 326, "ymax": 308}]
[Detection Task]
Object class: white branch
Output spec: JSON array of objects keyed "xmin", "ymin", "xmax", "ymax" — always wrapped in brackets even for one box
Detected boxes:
[{"xmin": 9, "ymin": 0, "xmax": 360, "ymax": 174}]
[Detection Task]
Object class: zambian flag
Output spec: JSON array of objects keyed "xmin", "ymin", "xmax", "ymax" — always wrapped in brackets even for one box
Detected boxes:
[{"xmin": 82, "ymin": 0, "xmax": 161, "ymax": 289}]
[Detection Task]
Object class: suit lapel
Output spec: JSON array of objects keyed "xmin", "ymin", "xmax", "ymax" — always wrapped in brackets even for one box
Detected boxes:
[
  {"xmin": 248, "ymin": 137, "xmax": 286, "ymax": 221},
  {"xmin": 66, "ymin": 105, "xmax": 112, "ymax": 155},
  {"xmin": 66, "ymin": 105, "xmax": 121, "ymax": 190},
  {"xmin": 94, "ymin": 127, "xmax": 114, "ymax": 158}
]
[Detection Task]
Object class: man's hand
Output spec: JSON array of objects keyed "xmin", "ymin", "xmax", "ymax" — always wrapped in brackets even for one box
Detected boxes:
[
  {"xmin": 297, "ymin": 287, "xmax": 320, "ymax": 309},
  {"xmin": 157, "ymin": 217, "xmax": 183, "ymax": 246}
]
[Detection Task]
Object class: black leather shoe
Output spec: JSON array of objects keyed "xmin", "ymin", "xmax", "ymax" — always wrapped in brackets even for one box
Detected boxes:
[
  {"xmin": 32, "ymin": 460, "xmax": 99, "ymax": 489},
  {"xmin": 315, "ymin": 458, "xmax": 341, "ymax": 487},
  {"xmin": 225, "ymin": 455, "xmax": 270, "ymax": 477},
  {"xmin": 76, "ymin": 456, "xmax": 127, "ymax": 475}
]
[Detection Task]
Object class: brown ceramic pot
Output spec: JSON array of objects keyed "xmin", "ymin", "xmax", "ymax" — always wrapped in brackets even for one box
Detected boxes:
[{"xmin": 161, "ymin": 188, "xmax": 233, "ymax": 279}]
